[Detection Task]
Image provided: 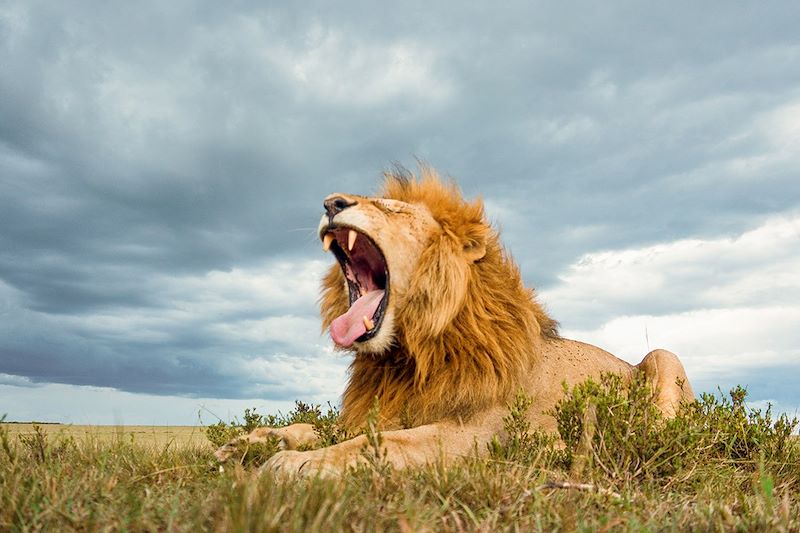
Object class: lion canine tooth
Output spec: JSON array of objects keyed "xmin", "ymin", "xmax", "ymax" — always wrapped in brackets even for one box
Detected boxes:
[
  {"xmin": 348, "ymin": 230, "xmax": 357, "ymax": 251},
  {"xmin": 323, "ymin": 233, "xmax": 334, "ymax": 252},
  {"xmin": 363, "ymin": 316, "xmax": 374, "ymax": 331}
]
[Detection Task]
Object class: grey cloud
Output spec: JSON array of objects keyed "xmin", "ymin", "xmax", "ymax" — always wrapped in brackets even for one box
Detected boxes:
[
  {"xmin": 0, "ymin": 305, "xmax": 331, "ymax": 399},
  {"xmin": 1, "ymin": 1, "xmax": 799, "ymax": 404},
  {"xmin": 0, "ymin": 373, "xmax": 41, "ymax": 388}
]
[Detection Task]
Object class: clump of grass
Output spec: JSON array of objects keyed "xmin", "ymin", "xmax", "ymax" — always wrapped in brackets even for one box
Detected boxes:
[{"xmin": 357, "ymin": 397, "xmax": 391, "ymax": 477}]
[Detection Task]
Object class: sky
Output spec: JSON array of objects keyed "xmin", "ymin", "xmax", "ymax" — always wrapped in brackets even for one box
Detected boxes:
[{"xmin": 1, "ymin": 1, "xmax": 799, "ymax": 426}]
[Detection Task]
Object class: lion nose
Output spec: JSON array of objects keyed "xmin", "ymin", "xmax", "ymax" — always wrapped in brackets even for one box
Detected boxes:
[{"xmin": 323, "ymin": 196, "xmax": 356, "ymax": 219}]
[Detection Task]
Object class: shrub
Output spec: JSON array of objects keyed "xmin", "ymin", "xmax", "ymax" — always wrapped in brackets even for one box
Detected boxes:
[
  {"xmin": 549, "ymin": 373, "xmax": 799, "ymax": 484},
  {"xmin": 488, "ymin": 390, "xmax": 562, "ymax": 467}
]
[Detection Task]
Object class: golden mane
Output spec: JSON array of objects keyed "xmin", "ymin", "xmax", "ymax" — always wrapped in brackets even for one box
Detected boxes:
[{"xmin": 320, "ymin": 168, "xmax": 559, "ymax": 430}]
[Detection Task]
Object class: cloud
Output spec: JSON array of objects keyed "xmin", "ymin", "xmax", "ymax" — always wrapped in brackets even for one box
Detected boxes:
[
  {"xmin": 561, "ymin": 307, "xmax": 800, "ymax": 378},
  {"xmin": 264, "ymin": 23, "xmax": 453, "ymax": 107},
  {"xmin": 541, "ymin": 214, "xmax": 800, "ymax": 412},
  {"xmin": 0, "ymin": 373, "xmax": 40, "ymax": 388},
  {"xmin": 0, "ymin": 257, "xmax": 349, "ymax": 399},
  {"xmin": 1, "ymin": 2, "xmax": 799, "ymax": 422},
  {"xmin": 541, "ymin": 214, "xmax": 800, "ymax": 329}
]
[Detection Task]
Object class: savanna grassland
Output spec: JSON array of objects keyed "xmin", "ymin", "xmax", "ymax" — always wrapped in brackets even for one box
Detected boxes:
[
  {"xmin": 1, "ymin": 423, "xmax": 209, "ymax": 448},
  {"xmin": 2, "ymin": 376, "xmax": 798, "ymax": 532}
]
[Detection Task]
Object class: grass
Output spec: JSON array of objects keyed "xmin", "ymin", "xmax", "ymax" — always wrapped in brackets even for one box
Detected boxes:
[
  {"xmin": 2, "ymin": 377, "xmax": 798, "ymax": 532},
  {"xmin": 1, "ymin": 423, "xmax": 210, "ymax": 448}
]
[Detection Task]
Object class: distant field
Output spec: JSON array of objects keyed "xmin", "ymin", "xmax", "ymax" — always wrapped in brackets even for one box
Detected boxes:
[{"xmin": 0, "ymin": 423, "xmax": 212, "ymax": 448}]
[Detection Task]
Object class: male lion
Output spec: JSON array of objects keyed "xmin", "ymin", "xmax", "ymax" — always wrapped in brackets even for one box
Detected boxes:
[{"xmin": 215, "ymin": 168, "xmax": 694, "ymax": 476}]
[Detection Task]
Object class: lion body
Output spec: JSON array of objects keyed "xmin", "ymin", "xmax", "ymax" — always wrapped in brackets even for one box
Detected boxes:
[{"xmin": 215, "ymin": 168, "xmax": 694, "ymax": 475}]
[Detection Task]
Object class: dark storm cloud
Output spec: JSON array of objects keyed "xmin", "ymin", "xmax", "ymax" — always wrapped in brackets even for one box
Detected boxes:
[{"xmin": 1, "ymin": 1, "xmax": 799, "ymax": 401}]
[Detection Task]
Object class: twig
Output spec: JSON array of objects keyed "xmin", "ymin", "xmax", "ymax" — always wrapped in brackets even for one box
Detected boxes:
[
  {"xmin": 536, "ymin": 480, "xmax": 622, "ymax": 500},
  {"xmin": 130, "ymin": 464, "xmax": 205, "ymax": 483}
]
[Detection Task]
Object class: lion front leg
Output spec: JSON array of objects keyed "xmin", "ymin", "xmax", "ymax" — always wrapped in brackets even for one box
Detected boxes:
[
  {"xmin": 214, "ymin": 423, "xmax": 319, "ymax": 462},
  {"xmin": 262, "ymin": 419, "xmax": 499, "ymax": 477},
  {"xmin": 636, "ymin": 349, "xmax": 695, "ymax": 418}
]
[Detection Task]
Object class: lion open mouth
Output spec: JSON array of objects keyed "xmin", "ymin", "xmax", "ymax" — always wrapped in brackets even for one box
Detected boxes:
[{"xmin": 323, "ymin": 227, "xmax": 389, "ymax": 347}]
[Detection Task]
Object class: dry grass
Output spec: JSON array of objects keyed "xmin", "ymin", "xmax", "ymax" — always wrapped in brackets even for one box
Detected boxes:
[
  {"xmin": 1, "ymin": 423, "xmax": 211, "ymax": 448},
  {"xmin": 2, "ymin": 379, "xmax": 798, "ymax": 532}
]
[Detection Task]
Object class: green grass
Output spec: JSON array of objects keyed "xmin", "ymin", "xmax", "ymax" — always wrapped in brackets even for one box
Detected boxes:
[{"xmin": 2, "ymin": 378, "xmax": 798, "ymax": 532}]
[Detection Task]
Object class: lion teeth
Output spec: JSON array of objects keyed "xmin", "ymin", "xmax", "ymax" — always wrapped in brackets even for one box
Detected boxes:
[
  {"xmin": 323, "ymin": 233, "xmax": 334, "ymax": 252},
  {"xmin": 363, "ymin": 316, "xmax": 374, "ymax": 331},
  {"xmin": 348, "ymin": 230, "xmax": 357, "ymax": 251}
]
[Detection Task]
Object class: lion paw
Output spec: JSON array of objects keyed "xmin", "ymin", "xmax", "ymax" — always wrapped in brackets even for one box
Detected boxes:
[
  {"xmin": 261, "ymin": 449, "xmax": 343, "ymax": 478},
  {"xmin": 214, "ymin": 423, "xmax": 318, "ymax": 463},
  {"xmin": 213, "ymin": 440, "xmax": 244, "ymax": 462}
]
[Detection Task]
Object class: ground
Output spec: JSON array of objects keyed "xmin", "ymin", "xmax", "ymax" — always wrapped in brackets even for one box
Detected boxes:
[{"xmin": 2, "ymin": 380, "xmax": 798, "ymax": 531}]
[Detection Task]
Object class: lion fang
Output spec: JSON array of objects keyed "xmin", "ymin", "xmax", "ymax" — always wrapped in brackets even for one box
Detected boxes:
[
  {"xmin": 323, "ymin": 233, "xmax": 333, "ymax": 252},
  {"xmin": 348, "ymin": 230, "xmax": 358, "ymax": 251}
]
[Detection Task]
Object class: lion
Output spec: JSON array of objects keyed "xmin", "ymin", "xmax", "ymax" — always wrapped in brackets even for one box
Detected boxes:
[{"xmin": 214, "ymin": 167, "xmax": 694, "ymax": 476}]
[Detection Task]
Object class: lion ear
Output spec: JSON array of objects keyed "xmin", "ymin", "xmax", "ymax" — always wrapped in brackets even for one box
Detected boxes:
[{"xmin": 461, "ymin": 223, "xmax": 487, "ymax": 263}]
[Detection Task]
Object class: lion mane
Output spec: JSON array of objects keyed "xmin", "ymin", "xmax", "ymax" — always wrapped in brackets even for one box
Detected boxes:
[{"xmin": 320, "ymin": 168, "xmax": 559, "ymax": 430}]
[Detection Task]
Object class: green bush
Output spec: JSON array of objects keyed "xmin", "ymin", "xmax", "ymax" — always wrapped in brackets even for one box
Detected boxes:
[
  {"xmin": 679, "ymin": 385, "xmax": 798, "ymax": 464},
  {"xmin": 550, "ymin": 373, "xmax": 799, "ymax": 484},
  {"xmin": 484, "ymin": 373, "xmax": 799, "ymax": 493},
  {"xmin": 488, "ymin": 390, "xmax": 562, "ymax": 467},
  {"xmin": 205, "ymin": 420, "xmax": 242, "ymax": 449}
]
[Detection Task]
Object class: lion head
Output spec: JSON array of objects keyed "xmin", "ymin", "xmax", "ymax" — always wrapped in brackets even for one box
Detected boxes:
[{"xmin": 318, "ymin": 167, "xmax": 558, "ymax": 429}]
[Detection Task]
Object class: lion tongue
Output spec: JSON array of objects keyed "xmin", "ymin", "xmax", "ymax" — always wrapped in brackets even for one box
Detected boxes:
[{"xmin": 330, "ymin": 290, "xmax": 384, "ymax": 347}]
